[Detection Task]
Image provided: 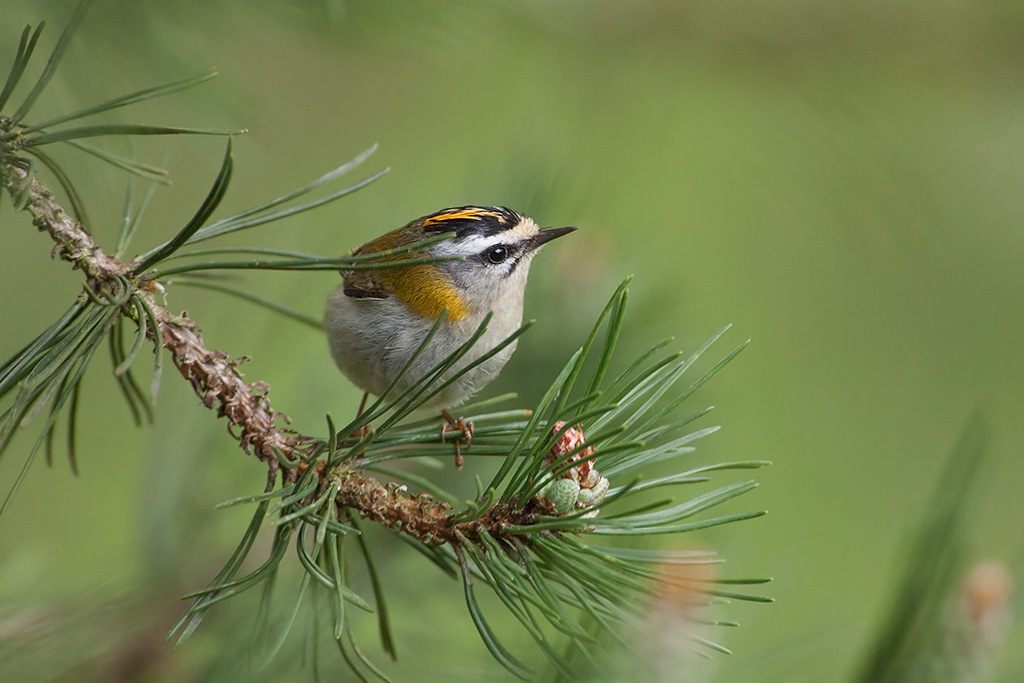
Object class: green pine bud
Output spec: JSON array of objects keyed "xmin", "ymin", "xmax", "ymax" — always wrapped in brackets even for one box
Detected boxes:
[
  {"xmin": 547, "ymin": 478, "xmax": 581, "ymax": 514},
  {"xmin": 578, "ymin": 476, "xmax": 610, "ymax": 508}
]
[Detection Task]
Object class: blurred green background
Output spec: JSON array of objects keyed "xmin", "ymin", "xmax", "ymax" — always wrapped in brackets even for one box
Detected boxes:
[{"xmin": 2, "ymin": 0, "xmax": 1024, "ymax": 681}]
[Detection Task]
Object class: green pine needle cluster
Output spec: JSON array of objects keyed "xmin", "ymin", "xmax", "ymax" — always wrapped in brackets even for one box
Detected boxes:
[{"xmin": 180, "ymin": 279, "xmax": 771, "ymax": 680}]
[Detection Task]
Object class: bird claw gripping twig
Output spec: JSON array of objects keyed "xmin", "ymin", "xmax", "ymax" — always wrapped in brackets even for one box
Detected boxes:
[{"xmin": 440, "ymin": 409, "xmax": 474, "ymax": 469}]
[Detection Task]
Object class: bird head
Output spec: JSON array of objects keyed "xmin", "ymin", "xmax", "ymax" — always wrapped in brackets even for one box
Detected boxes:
[{"xmin": 345, "ymin": 206, "xmax": 576, "ymax": 322}]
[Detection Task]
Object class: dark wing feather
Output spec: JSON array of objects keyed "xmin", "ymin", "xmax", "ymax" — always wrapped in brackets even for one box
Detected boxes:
[{"xmin": 342, "ymin": 269, "xmax": 391, "ymax": 299}]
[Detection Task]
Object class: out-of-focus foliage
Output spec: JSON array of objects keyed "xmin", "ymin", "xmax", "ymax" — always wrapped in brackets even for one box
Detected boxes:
[{"xmin": 1, "ymin": 0, "xmax": 1023, "ymax": 681}]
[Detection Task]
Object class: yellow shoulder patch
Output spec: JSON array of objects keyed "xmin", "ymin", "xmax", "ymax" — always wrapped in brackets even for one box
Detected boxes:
[
  {"xmin": 344, "ymin": 214, "xmax": 474, "ymax": 320},
  {"xmin": 386, "ymin": 264, "xmax": 471, "ymax": 321}
]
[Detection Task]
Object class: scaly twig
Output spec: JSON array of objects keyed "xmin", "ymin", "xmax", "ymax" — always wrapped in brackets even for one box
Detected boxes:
[{"xmin": 3, "ymin": 164, "xmax": 486, "ymax": 542}]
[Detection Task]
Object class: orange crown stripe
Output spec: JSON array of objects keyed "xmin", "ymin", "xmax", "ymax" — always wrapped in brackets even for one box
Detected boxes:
[{"xmin": 422, "ymin": 208, "xmax": 502, "ymax": 227}]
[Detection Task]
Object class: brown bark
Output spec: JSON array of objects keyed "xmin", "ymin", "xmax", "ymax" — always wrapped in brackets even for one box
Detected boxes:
[{"xmin": 3, "ymin": 165, "xmax": 537, "ymax": 545}]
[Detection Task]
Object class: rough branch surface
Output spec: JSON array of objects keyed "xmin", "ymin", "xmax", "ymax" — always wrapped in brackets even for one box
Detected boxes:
[{"xmin": 4, "ymin": 165, "xmax": 537, "ymax": 545}]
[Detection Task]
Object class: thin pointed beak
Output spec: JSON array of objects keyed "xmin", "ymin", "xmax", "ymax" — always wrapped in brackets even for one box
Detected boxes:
[{"xmin": 531, "ymin": 226, "xmax": 577, "ymax": 248}]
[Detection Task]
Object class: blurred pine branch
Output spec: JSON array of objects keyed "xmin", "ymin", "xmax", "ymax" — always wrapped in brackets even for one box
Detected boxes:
[{"xmin": 854, "ymin": 413, "xmax": 1014, "ymax": 683}]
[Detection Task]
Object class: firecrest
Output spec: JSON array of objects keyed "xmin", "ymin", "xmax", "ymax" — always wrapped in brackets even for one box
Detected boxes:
[{"xmin": 324, "ymin": 206, "xmax": 575, "ymax": 455}]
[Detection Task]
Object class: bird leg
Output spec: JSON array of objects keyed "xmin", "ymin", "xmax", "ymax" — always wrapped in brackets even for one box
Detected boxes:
[{"xmin": 440, "ymin": 409, "xmax": 474, "ymax": 469}]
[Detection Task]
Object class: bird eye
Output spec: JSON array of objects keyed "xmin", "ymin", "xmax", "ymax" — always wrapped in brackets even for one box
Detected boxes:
[{"xmin": 484, "ymin": 245, "xmax": 510, "ymax": 264}]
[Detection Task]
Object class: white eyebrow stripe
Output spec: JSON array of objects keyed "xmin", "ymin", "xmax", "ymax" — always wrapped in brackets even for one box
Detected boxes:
[
  {"xmin": 431, "ymin": 218, "xmax": 541, "ymax": 257},
  {"xmin": 433, "ymin": 234, "xmax": 513, "ymax": 256},
  {"xmin": 453, "ymin": 234, "xmax": 506, "ymax": 254},
  {"xmin": 433, "ymin": 236, "xmax": 498, "ymax": 257}
]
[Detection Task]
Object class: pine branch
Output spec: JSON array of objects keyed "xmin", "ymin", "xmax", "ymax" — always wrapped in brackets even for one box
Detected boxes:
[
  {"xmin": 1, "ymin": 164, "xmax": 629, "ymax": 553},
  {"xmin": 3, "ymin": 163, "xmax": 768, "ymax": 675},
  {"xmin": 6, "ymin": 165, "xmax": 120, "ymax": 282},
  {"xmin": 2, "ymin": 163, "xmax": 465, "ymax": 537}
]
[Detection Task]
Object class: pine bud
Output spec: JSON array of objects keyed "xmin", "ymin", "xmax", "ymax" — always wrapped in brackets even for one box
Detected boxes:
[
  {"xmin": 910, "ymin": 561, "xmax": 1013, "ymax": 683},
  {"xmin": 547, "ymin": 478, "xmax": 581, "ymax": 513},
  {"xmin": 577, "ymin": 476, "xmax": 609, "ymax": 507},
  {"xmin": 945, "ymin": 562, "xmax": 1013, "ymax": 682},
  {"xmin": 535, "ymin": 421, "xmax": 612, "ymax": 514}
]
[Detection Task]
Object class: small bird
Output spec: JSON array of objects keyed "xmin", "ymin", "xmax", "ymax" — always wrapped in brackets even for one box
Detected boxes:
[{"xmin": 325, "ymin": 206, "xmax": 575, "ymax": 463}]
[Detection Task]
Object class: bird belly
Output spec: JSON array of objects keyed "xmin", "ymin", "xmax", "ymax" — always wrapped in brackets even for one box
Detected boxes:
[{"xmin": 324, "ymin": 286, "xmax": 521, "ymax": 410}]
